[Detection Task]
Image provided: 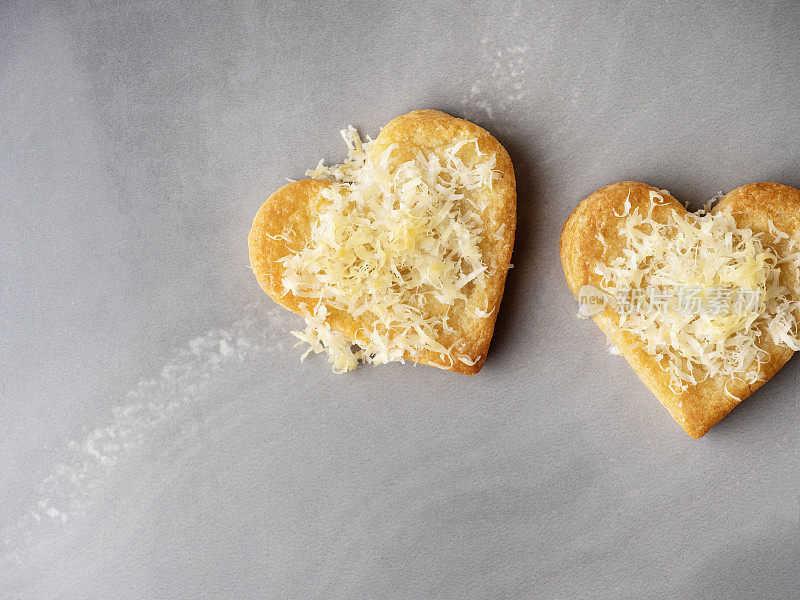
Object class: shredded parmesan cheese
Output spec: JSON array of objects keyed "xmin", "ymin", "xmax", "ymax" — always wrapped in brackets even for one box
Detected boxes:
[
  {"xmin": 281, "ymin": 127, "xmax": 499, "ymax": 372},
  {"xmin": 595, "ymin": 195, "xmax": 800, "ymax": 395}
]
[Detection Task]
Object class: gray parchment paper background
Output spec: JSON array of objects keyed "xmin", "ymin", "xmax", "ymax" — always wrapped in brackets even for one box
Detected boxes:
[{"xmin": 2, "ymin": 1, "xmax": 798, "ymax": 598}]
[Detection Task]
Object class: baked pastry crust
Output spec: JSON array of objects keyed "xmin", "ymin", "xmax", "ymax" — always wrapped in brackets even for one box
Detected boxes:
[
  {"xmin": 248, "ymin": 110, "xmax": 517, "ymax": 374},
  {"xmin": 560, "ymin": 181, "xmax": 800, "ymax": 438}
]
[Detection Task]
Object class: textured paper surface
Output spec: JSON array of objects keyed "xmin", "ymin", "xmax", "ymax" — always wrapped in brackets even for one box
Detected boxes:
[{"xmin": 2, "ymin": 1, "xmax": 799, "ymax": 598}]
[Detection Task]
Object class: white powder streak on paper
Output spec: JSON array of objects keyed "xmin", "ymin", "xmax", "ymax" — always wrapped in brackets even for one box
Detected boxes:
[
  {"xmin": 462, "ymin": 38, "xmax": 530, "ymax": 120},
  {"xmin": 2, "ymin": 303, "xmax": 288, "ymax": 568}
]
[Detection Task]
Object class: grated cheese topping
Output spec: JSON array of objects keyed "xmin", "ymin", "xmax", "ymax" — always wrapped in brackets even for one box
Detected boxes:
[
  {"xmin": 595, "ymin": 191, "xmax": 800, "ymax": 395},
  {"xmin": 281, "ymin": 127, "xmax": 500, "ymax": 372}
]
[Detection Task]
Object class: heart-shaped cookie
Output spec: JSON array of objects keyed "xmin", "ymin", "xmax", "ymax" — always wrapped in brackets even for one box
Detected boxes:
[
  {"xmin": 561, "ymin": 181, "xmax": 800, "ymax": 438},
  {"xmin": 248, "ymin": 110, "xmax": 516, "ymax": 374}
]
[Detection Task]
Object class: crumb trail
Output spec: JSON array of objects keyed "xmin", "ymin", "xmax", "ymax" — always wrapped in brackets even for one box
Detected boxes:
[{"xmin": 2, "ymin": 303, "xmax": 289, "ymax": 573}]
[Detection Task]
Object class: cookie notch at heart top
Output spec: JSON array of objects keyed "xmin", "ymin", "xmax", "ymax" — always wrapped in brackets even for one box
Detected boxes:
[
  {"xmin": 560, "ymin": 181, "xmax": 800, "ymax": 438},
  {"xmin": 248, "ymin": 110, "xmax": 517, "ymax": 374}
]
